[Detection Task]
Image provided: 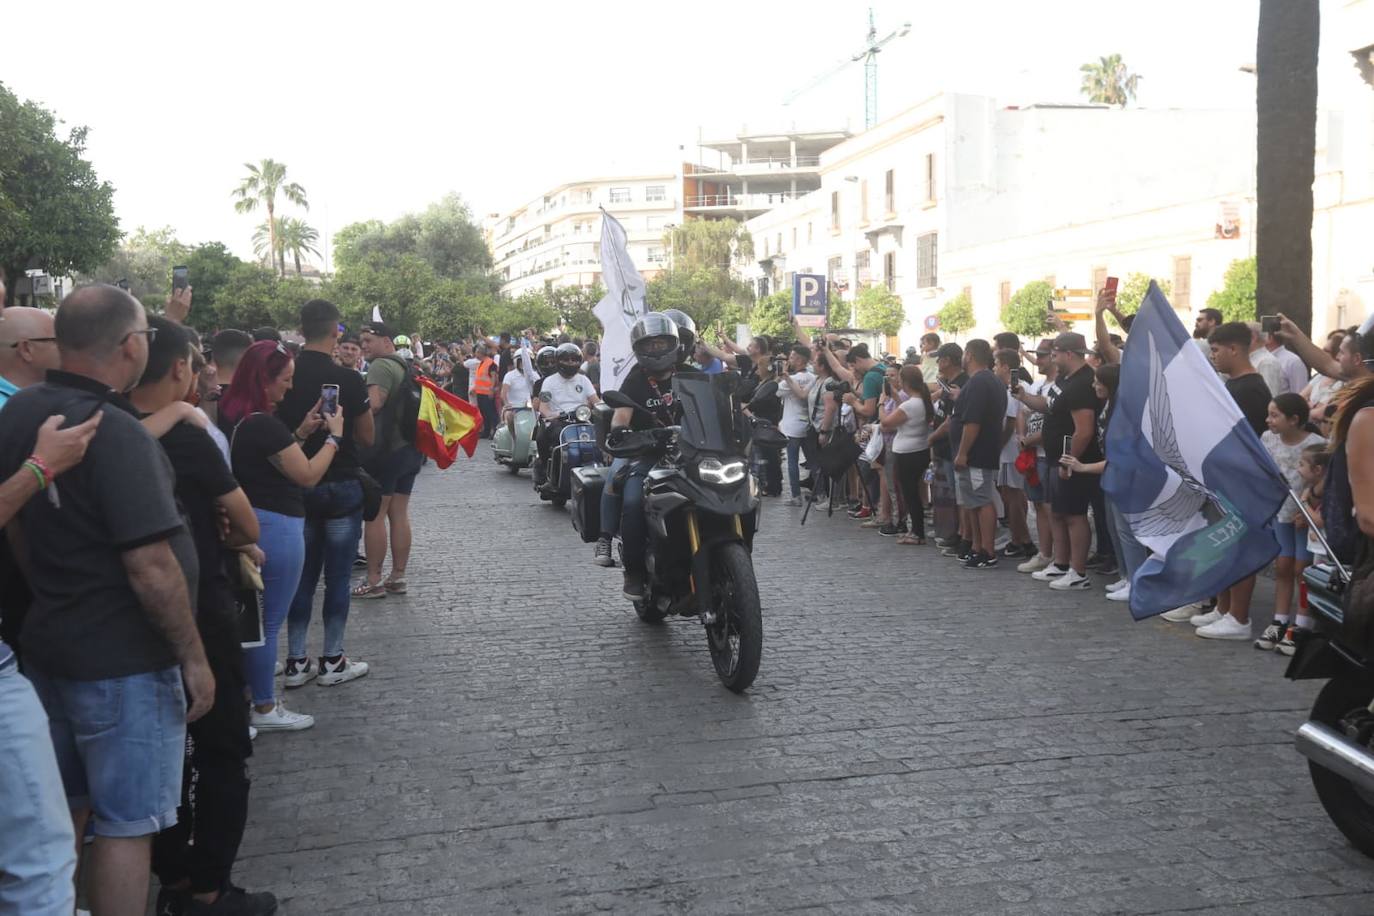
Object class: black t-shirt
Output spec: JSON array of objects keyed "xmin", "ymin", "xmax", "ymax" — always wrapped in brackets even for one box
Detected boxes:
[
  {"xmin": 1226, "ymin": 373, "xmax": 1271, "ymax": 437},
  {"xmin": 951, "ymin": 368, "xmax": 1007, "ymax": 470},
  {"xmin": 618, "ymin": 366, "xmax": 679, "ymax": 430},
  {"xmin": 156, "ymin": 420, "xmax": 240, "ymax": 614},
  {"xmin": 228, "ymin": 412, "xmax": 303, "ymax": 516},
  {"xmin": 450, "ymin": 360, "xmax": 470, "ymax": 399},
  {"xmin": 0, "ymin": 371, "xmax": 197, "ymax": 680},
  {"xmin": 276, "ymin": 350, "xmax": 370, "ymax": 476},
  {"xmin": 1044, "ymin": 364, "xmax": 1103, "ymax": 462},
  {"xmin": 933, "ymin": 371, "xmax": 969, "ymax": 461}
]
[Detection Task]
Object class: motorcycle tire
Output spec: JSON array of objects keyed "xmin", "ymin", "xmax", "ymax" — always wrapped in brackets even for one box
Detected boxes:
[
  {"xmin": 552, "ymin": 495, "xmax": 567, "ymax": 508},
  {"xmin": 508, "ymin": 462, "xmax": 521, "ymax": 474},
  {"xmin": 705, "ymin": 542, "xmax": 762, "ymax": 693},
  {"xmin": 634, "ymin": 599, "xmax": 666, "ymax": 625},
  {"xmin": 1308, "ymin": 677, "xmax": 1374, "ymax": 858}
]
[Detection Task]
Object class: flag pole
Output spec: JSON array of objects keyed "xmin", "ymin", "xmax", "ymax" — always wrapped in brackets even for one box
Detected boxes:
[{"xmin": 1287, "ymin": 486, "xmax": 1350, "ymax": 581}]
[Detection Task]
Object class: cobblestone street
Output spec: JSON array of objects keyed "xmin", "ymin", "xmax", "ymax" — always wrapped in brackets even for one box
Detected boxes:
[{"xmin": 237, "ymin": 456, "xmax": 1374, "ymax": 915}]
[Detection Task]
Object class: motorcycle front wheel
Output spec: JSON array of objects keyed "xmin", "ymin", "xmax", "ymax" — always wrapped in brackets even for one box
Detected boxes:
[
  {"xmin": 1308, "ymin": 676, "xmax": 1374, "ymax": 858},
  {"xmin": 705, "ymin": 542, "xmax": 762, "ymax": 693}
]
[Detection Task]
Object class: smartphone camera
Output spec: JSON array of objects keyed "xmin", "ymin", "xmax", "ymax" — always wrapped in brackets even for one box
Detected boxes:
[
  {"xmin": 1261, "ymin": 315, "xmax": 1280, "ymax": 334},
  {"xmin": 172, "ymin": 265, "xmax": 189, "ymax": 292},
  {"xmin": 321, "ymin": 384, "xmax": 340, "ymax": 417}
]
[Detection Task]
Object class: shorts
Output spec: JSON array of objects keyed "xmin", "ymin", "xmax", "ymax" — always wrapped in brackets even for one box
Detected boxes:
[
  {"xmin": 373, "ymin": 445, "xmax": 425, "ymax": 497},
  {"xmin": 1025, "ymin": 457, "xmax": 1048, "ymax": 503},
  {"xmin": 997, "ymin": 461, "xmax": 1025, "ymax": 489},
  {"xmin": 1275, "ymin": 521, "xmax": 1313, "ymax": 562},
  {"xmin": 26, "ymin": 665, "xmax": 186, "ymax": 838},
  {"xmin": 1046, "ymin": 467, "xmax": 1098, "ymax": 516},
  {"xmin": 955, "ymin": 467, "xmax": 997, "ymax": 508}
]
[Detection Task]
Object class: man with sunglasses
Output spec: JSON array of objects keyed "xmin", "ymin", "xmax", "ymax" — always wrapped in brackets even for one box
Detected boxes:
[{"xmin": 0, "ymin": 307, "xmax": 60, "ymax": 411}]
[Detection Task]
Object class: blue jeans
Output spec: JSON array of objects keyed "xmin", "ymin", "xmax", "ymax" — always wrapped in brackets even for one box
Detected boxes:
[
  {"xmin": 245, "ymin": 509, "xmax": 305, "ymax": 705},
  {"xmin": 289, "ymin": 480, "xmax": 364, "ymax": 660},
  {"xmin": 25, "ymin": 663, "xmax": 186, "ymax": 838},
  {"xmin": 600, "ymin": 457, "xmax": 629, "ymax": 538},
  {"xmin": 0, "ymin": 657, "xmax": 76, "ymax": 914},
  {"xmin": 1106, "ymin": 498, "xmax": 1148, "ymax": 580},
  {"xmin": 603, "ymin": 458, "xmax": 651, "ymax": 570},
  {"xmin": 786, "ymin": 437, "xmax": 805, "ymax": 498}
]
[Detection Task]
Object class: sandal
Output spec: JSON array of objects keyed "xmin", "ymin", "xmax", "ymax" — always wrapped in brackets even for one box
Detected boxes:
[
  {"xmin": 897, "ymin": 534, "xmax": 924, "ymax": 546},
  {"xmin": 351, "ymin": 581, "xmax": 386, "ymax": 600},
  {"xmin": 384, "ymin": 577, "xmax": 408, "ymax": 595}
]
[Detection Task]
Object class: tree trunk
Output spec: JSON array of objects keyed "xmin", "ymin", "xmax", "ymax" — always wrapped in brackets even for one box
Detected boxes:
[
  {"xmin": 267, "ymin": 200, "xmax": 281, "ymax": 277},
  {"xmin": 294, "ymin": 252, "xmax": 302, "ymax": 276},
  {"xmin": 1256, "ymin": 0, "xmax": 1319, "ymax": 333}
]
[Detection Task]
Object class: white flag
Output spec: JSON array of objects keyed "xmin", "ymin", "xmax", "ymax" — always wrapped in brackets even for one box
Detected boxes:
[
  {"xmin": 371, "ymin": 305, "xmax": 383, "ymax": 323},
  {"xmin": 592, "ymin": 209, "xmax": 647, "ymax": 392}
]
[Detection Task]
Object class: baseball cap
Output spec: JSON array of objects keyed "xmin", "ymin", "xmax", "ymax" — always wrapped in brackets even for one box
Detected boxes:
[
  {"xmin": 363, "ymin": 321, "xmax": 395, "ymax": 339},
  {"xmin": 1052, "ymin": 332, "xmax": 1088, "ymax": 354}
]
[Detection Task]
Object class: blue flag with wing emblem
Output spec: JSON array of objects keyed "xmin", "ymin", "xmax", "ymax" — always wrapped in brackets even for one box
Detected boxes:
[{"xmin": 1103, "ymin": 283, "xmax": 1288, "ymax": 620}]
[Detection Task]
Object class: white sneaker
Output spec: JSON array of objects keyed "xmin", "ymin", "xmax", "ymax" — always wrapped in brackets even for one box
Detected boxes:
[
  {"xmin": 1196, "ymin": 613, "xmax": 1251, "ymax": 640},
  {"xmin": 1190, "ymin": 608, "xmax": 1223, "ymax": 628},
  {"xmin": 283, "ymin": 657, "xmax": 316, "ymax": 688},
  {"xmin": 993, "ymin": 530, "xmax": 1012, "ymax": 552},
  {"xmin": 1106, "ymin": 584, "xmax": 1131, "ymax": 602},
  {"xmin": 1161, "ymin": 605, "xmax": 1198, "ymax": 622},
  {"xmin": 1031, "ymin": 563, "xmax": 1070, "ymax": 581},
  {"xmin": 248, "ymin": 726, "xmax": 258, "ymax": 741},
  {"xmin": 274, "ymin": 660, "xmax": 284, "ymax": 676},
  {"xmin": 1049, "ymin": 570, "xmax": 1091, "ymax": 590},
  {"xmin": 784, "ymin": 497, "xmax": 802, "ymax": 507},
  {"xmin": 250, "ymin": 701, "xmax": 315, "ymax": 731},
  {"xmin": 1017, "ymin": 554, "xmax": 1053, "ymax": 573},
  {"xmin": 1106, "ymin": 578, "xmax": 1128, "ymax": 592},
  {"xmin": 317, "ymin": 655, "xmax": 370, "ymax": 687}
]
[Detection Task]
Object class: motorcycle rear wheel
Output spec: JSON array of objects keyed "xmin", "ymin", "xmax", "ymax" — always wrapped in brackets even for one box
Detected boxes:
[
  {"xmin": 705, "ymin": 542, "xmax": 762, "ymax": 693},
  {"xmin": 1308, "ymin": 677, "xmax": 1374, "ymax": 858}
]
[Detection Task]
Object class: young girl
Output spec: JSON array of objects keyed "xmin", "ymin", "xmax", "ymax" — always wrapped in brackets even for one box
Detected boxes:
[
  {"xmin": 1272, "ymin": 445, "xmax": 1334, "ymax": 655},
  {"xmin": 1256, "ymin": 394, "xmax": 1327, "ymax": 652}
]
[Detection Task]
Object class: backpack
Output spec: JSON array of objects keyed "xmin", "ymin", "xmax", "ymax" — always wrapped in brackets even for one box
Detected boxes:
[{"xmin": 379, "ymin": 354, "xmax": 425, "ymax": 445}]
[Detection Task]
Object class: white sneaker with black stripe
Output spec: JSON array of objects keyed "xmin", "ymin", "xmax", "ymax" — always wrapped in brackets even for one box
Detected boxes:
[
  {"xmin": 317, "ymin": 655, "xmax": 369, "ymax": 687},
  {"xmin": 1049, "ymin": 569, "xmax": 1091, "ymax": 590}
]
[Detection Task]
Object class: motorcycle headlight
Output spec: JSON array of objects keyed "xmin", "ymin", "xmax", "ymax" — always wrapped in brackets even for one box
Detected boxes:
[
  {"xmin": 575, "ymin": 405, "xmax": 592, "ymax": 423},
  {"xmin": 698, "ymin": 457, "xmax": 746, "ymax": 486}
]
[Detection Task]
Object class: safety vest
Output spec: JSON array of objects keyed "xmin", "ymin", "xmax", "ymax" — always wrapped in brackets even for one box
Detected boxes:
[{"xmin": 470, "ymin": 357, "xmax": 497, "ymax": 396}]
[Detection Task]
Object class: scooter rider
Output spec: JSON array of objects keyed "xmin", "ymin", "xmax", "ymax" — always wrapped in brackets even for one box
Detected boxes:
[
  {"xmin": 533, "ymin": 342, "xmax": 599, "ymax": 486},
  {"xmin": 597, "ymin": 313, "xmax": 683, "ymax": 598}
]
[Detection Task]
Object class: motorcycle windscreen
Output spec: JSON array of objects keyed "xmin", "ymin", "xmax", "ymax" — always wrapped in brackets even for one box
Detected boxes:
[{"xmin": 672, "ymin": 371, "xmax": 736, "ymax": 453}]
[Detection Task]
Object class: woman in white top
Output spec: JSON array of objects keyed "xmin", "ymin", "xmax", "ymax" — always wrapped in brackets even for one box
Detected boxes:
[{"xmin": 880, "ymin": 364, "xmax": 933, "ymax": 544}]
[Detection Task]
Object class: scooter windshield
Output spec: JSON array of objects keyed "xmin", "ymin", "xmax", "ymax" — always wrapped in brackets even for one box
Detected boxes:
[{"xmin": 672, "ymin": 371, "xmax": 736, "ymax": 455}]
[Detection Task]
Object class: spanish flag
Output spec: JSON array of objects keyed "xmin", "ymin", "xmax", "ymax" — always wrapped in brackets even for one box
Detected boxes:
[{"xmin": 416, "ymin": 377, "xmax": 481, "ymax": 468}]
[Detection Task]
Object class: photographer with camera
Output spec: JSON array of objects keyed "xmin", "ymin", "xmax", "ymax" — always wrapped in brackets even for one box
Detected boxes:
[
  {"xmin": 778, "ymin": 344, "xmax": 816, "ymax": 506},
  {"xmin": 742, "ymin": 347, "xmax": 786, "ymax": 497}
]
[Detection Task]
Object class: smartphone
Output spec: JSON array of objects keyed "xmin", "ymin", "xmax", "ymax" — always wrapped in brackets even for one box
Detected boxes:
[
  {"xmin": 172, "ymin": 265, "xmax": 189, "ymax": 293},
  {"xmin": 321, "ymin": 384, "xmax": 340, "ymax": 417},
  {"xmin": 1261, "ymin": 315, "xmax": 1280, "ymax": 334},
  {"xmin": 115, "ymin": 278, "xmax": 130, "ymax": 291},
  {"xmin": 1104, "ymin": 276, "xmax": 1119, "ymax": 296},
  {"xmin": 1062, "ymin": 434, "xmax": 1074, "ymax": 475}
]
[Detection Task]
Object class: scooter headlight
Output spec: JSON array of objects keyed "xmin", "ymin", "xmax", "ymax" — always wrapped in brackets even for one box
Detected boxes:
[
  {"xmin": 575, "ymin": 405, "xmax": 592, "ymax": 423},
  {"xmin": 698, "ymin": 457, "xmax": 746, "ymax": 486}
]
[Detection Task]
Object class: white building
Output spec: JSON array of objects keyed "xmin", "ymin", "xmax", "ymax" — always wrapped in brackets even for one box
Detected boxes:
[
  {"xmin": 683, "ymin": 126, "xmax": 851, "ymax": 222},
  {"xmin": 486, "ymin": 175, "xmax": 680, "ymax": 297},
  {"xmin": 744, "ymin": 93, "xmax": 1258, "ymax": 350}
]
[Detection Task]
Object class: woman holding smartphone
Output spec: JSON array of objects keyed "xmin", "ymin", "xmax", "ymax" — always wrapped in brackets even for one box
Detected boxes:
[
  {"xmin": 880, "ymin": 365, "xmax": 934, "ymax": 544},
  {"xmin": 220, "ymin": 341, "xmax": 344, "ymax": 732}
]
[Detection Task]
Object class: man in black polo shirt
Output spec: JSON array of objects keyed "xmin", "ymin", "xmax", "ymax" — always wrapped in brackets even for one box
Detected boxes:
[
  {"xmin": 929, "ymin": 343, "xmax": 970, "ymax": 554},
  {"xmin": 952, "ymin": 339, "xmax": 1007, "ymax": 569},
  {"xmin": 0, "ymin": 285, "xmax": 212, "ymax": 916},
  {"xmin": 276, "ymin": 299, "xmax": 375, "ymax": 688},
  {"xmin": 1017, "ymin": 332, "xmax": 1102, "ymax": 589}
]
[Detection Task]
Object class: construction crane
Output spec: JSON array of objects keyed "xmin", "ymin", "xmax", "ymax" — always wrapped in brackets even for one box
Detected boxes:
[{"xmin": 782, "ymin": 8, "xmax": 912, "ymax": 130}]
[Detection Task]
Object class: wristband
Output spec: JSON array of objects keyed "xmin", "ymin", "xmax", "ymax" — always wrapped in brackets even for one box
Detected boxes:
[
  {"xmin": 325, "ymin": 436, "xmax": 341, "ymax": 450},
  {"xmin": 23, "ymin": 457, "xmax": 50, "ymax": 490}
]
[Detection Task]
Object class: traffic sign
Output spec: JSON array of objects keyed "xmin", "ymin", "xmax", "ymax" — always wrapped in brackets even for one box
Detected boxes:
[
  {"xmin": 1052, "ymin": 288, "xmax": 1094, "ymax": 301},
  {"xmin": 923, "ymin": 314, "xmax": 939, "ymax": 331}
]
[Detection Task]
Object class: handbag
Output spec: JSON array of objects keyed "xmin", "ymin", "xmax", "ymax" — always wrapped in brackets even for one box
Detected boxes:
[
  {"xmin": 232, "ymin": 553, "xmax": 265, "ymax": 649},
  {"xmin": 1014, "ymin": 447, "xmax": 1040, "ymax": 486}
]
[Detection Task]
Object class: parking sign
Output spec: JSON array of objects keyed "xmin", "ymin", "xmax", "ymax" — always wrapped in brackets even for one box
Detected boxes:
[{"xmin": 793, "ymin": 273, "xmax": 827, "ymax": 328}]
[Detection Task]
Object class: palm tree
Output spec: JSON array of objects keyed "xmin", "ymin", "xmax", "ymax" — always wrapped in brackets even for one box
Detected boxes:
[
  {"xmin": 277, "ymin": 217, "xmax": 321, "ymax": 276},
  {"xmin": 1079, "ymin": 54, "xmax": 1141, "ymax": 108},
  {"xmin": 232, "ymin": 159, "xmax": 308, "ymax": 276},
  {"xmin": 250, "ymin": 219, "xmax": 280, "ymax": 270}
]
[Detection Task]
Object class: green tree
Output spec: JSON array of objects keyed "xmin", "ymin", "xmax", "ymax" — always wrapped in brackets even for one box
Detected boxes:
[
  {"xmin": 0, "ymin": 83, "xmax": 120, "ymax": 299},
  {"xmin": 179, "ymin": 242, "xmax": 248, "ymax": 331},
  {"xmin": 748, "ymin": 290, "xmax": 795, "ymax": 340},
  {"xmin": 333, "ymin": 193, "xmax": 490, "ymax": 280},
  {"xmin": 548, "ymin": 284, "xmax": 605, "ymax": 338},
  {"xmin": 936, "ymin": 290, "xmax": 975, "ymax": 335},
  {"xmin": 79, "ymin": 226, "xmax": 187, "ymax": 304},
  {"xmin": 232, "ymin": 159, "xmax": 308, "ymax": 277},
  {"xmin": 853, "ymin": 285, "xmax": 906, "ymax": 335},
  {"xmin": 1001, "ymin": 280, "xmax": 1055, "ymax": 337},
  {"xmin": 277, "ymin": 217, "xmax": 321, "ymax": 276},
  {"xmin": 644, "ymin": 266, "xmax": 753, "ymax": 334},
  {"xmin": 1114, "ymin": 273, "xmax": 1172, "ymax": 317},
  {"xmin": 478, "ymin": 290, "xmax": 559, "ymax": 337},
  {"xmin": 1206, "ymin": 257, "xmax": 1258, "ymax": 323},
  {"xmin": 1079, "ymin": 54, "xmax": 1142, "ymax": 108},
  {"xmin": 663, "ymin": 219, "xmax": 754, "ymax": 271}
]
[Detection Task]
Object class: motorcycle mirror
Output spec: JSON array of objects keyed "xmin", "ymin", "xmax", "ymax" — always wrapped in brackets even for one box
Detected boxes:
[{"xmin": 602, "ymin": 390, "xmax": 639, "ymax": 411}]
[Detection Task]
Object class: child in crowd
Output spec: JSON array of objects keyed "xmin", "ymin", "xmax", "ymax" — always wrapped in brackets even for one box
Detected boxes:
[{"xmin": 1256, "ymin": 394, "xmax": 1326, "ymax": 653}]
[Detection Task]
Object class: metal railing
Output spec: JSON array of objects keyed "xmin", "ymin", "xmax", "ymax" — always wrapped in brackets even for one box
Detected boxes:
[{"xmin": 684, "ymin": 191, "xmax": 801, "ymax": 209}]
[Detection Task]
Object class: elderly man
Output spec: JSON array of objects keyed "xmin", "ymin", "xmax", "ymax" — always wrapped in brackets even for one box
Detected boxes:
[
  {"xmin": 0, "ymin": 307, "xmax": 60, "ymax": 410},
  {"xmin": 0, "ymin": 285, "xmax": 212, "ymax": 916},
  {"xmin": 1247, "ymin": 321, "xmax": 1284, "ymax": 394}
]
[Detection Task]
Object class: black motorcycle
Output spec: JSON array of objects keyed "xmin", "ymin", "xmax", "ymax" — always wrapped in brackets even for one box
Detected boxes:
[
  {"xmin": 1288, "ymin": 550, "xmax": 1374, "ymax": 857},
  {"xmin": 598, "ymin": 371, "xmax": 764, "ymax": 693}
]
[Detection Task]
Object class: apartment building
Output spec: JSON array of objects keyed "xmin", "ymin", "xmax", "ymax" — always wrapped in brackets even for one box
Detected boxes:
[
  {"xmin": 683, "ymin": 126, "xmax": 850, "ymax": 222},
  {"xmin": 487, "ymin": 175, "xmax": 679, "ymax": 297}
]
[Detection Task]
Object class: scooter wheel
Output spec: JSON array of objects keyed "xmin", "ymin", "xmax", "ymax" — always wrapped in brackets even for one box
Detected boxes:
[{"xmin": 507, "ymin": 462, "xmax": 521, "ymax": 474}]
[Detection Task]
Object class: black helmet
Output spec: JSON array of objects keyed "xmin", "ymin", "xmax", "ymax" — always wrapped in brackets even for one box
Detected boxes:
[
  {"xmin": 631, "ymin": 312, "xmax": 680, "ymax": 374},
  {"xmin": 555, "ymin": 342, "xmax": 582, "ymax": 378},
  {"xmin": 535, "ymin": 346, "xmax": 557, "ymax": 377},
  {"xmin": 660, "ymin": 308, "xmax": 697, "ymax": 359}
]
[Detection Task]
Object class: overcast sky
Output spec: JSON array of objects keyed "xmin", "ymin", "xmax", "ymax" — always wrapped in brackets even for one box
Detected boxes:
[{"xmin": 9, "ymin": 0, "xmax": 1259, "ymax": 269}]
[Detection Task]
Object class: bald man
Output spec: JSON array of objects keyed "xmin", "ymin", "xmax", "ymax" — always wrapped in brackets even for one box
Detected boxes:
[{"xmin": 0, "ymin": 308, "xmax": 60, "ymax": 410}]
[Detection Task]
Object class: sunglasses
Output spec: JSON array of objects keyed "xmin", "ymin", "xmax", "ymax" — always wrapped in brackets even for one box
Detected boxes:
[
  {"xmin": 121, "ymin": 328, "xmax": 157, "ymax": 345},
  {"xmin": 6, "ymin": 336, "xmax": 57, "ymax": 348}
]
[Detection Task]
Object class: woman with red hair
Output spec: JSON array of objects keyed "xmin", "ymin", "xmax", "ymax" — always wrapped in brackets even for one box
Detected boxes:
[{"xmin": 220, "ymin": 340, "xmax": 343, "ymax": 732}]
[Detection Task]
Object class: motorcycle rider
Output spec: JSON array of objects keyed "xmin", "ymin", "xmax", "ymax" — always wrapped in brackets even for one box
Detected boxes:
[
  {"xmin": 597, "ymin": 313, "xmax": 684, "ymax": 598},
  {"xmin": 532, "ymin": 342, "xmax": 600, "ymax": 487},
  {"xmin": 660, "ymin": 308, "xmax": 698, "ymax": 369}
]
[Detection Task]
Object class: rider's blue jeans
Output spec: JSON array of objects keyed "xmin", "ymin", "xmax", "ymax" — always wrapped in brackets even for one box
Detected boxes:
[{"xmin": 601, "ymin": 457, "xmax": 651, "ymax": 571}]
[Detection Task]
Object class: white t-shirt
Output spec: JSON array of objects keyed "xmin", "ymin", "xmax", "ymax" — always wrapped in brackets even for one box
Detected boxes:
[
  {"xmin": 1025, "ymin": 377, "xmax": 1056, "ymax": 458},
  {"xmin": 891, "ymin": 396, "xmax": 930, "ymax": 453},
  {"xmin": 502, "ymin": 369, "xmax": 532, "ymax": 409},
  {"xmin": 538, "ymin": 373, "xmax": 595, "ymax": 413},
  {"xmin": 999, "ymin": 394, "xmax": 1022, "ymax": 465},
  {"xmin": 779, "ymin": 370, "xmax": 815, "ymax": 438}
]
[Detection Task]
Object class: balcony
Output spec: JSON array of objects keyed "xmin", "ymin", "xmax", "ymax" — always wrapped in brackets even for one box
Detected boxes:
[
  {"xmin": 733, "ymin": 155, "xmax": 822, "ymax": 175},
  {"xmin": 684, "ymin": 191, "xmax": 801, "ymax": 212}
]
